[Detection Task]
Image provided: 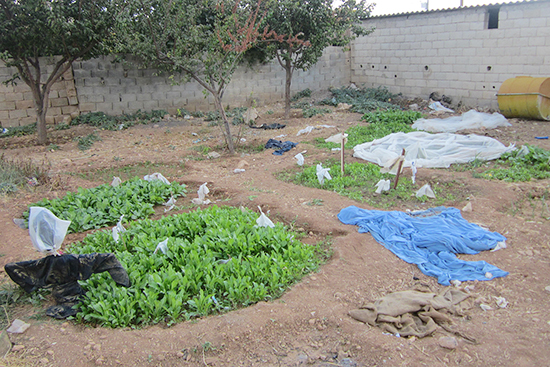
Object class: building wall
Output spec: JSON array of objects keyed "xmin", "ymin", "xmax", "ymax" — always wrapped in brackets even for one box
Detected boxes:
[
  {"xmin": 2, "ymin": 1, "xmax": 550, "ymax": 127},
  {"xmin": 0, "ymin": 47, "xmax": 350, "ymax": 128},
  {"xmin": 351, "ymin": 0, "xmax": 550, "ymax": 109}
]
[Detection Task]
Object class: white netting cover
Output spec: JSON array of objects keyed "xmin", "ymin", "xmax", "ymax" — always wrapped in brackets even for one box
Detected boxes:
[{"xmin": 353, "ymin": 131, "xmax": 515, "ymax": 170}]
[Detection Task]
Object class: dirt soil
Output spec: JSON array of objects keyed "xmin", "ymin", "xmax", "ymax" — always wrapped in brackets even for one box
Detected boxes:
[{"xmin": 1, "ymin": 100, "xmax": 550, "ymax": 367}]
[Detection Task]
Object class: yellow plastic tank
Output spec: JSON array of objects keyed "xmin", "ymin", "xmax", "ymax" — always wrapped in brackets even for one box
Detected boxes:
[{"xmin": 497, "ymin": 76, "xmax": 550, "ymax": 121}]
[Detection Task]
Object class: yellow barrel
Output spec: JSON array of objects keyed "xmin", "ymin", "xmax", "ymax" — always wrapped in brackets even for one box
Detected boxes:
[{"xmin": 497, "ymin": 76, "xmax": 550, "ymax": 121}]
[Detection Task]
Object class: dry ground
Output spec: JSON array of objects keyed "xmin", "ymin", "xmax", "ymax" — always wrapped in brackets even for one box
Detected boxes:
[{"xmin": 0, "ymin": 101, "xmax": 549, "ymax": 367}]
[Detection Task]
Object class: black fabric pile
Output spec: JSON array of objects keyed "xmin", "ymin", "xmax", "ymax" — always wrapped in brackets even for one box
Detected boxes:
[
  {"xmin": 250, "ymin": 123, "xmax": 286, "ymax": 130},
  {"xmin": 5, "ymin": 253, "xmax": 130, "ymax": 319},
  {"xmin": 265, "ymin": 138, "xmax": 298, "ymax": 155}
]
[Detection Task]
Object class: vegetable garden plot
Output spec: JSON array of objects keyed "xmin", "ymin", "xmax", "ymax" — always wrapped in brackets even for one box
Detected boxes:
[
  {"xmin": 23, "ymin": 178, "xmax": 186, "ymax": 233},
  {"xmin": 68, "ymin": 206, "xmax": 323, "ymax": 327}
]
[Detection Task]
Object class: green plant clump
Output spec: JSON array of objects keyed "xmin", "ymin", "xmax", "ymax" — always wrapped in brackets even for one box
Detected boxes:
[
  {"xmin": 318, "ymin": 86, "xmax": 401, "ymax": 113},
  {"xmin": 71, "ymin": 110, "xmax": 167, "ymax": 131},
  {"xmin": 290, "ymin": 88, "xmax": 312, "ymax": 102},
  {"xmin": 77, "ymin": 132, "xmax": 102, "ymax": 151},
  {"xmin": 24, "ymin": 178, "xmax": 186, "ymax": 233},
  {"xmin": 69, "ymin": 205, "xmax": 324, "ymax": 327},
  {"xmin": 474, "ymin": 145, "xmax": 550, "ymax": 182},
  {"xmin": 302, "ymin": 107, "xmax": 332, "ymax": 118},
  {"xmin": 0, "ymin": 123, "xmax": 37, "ymax": 138}
]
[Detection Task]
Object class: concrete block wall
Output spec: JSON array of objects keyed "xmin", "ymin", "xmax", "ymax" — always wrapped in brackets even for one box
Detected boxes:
[
  {"xmin": 351, "ymin": 0, "xmax": 550, "ymax": 109},
  {"xmin": 1, "ymin": 47, "xmax": 349, "ymax": 127},
  {"xmin": 72, "ymin": 46, "xmax": 350, "ymax": 116},
  {"xmin": 0, "ymin": 58, "xmax": 78, "ymax": 128}
]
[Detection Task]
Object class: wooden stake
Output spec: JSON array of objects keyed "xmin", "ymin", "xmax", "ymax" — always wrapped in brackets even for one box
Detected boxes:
[
  {"xmin": 341, "ymin": 132, "xmax": 345, "ymax": 176},
  {"xmin": 393, "ymin": 148, "xmax": 406, "ymax": 189}
]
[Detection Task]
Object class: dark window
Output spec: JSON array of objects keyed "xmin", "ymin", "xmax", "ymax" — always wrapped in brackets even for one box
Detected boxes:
[{"xmin": 488, "ymin": 7, "xmax": 500, "ymax": 29}]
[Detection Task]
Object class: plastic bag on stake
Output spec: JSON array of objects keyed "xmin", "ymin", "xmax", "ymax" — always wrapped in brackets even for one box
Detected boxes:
[
  {"xmin": 256, "ymin": 206, "xmax": 275, "ymax": 228},
  {"xmin": 28, "ymin": 207, "xmax": 71, "ymax": 255},
  {"xmin": 316, "ymin": 164, "xmax": 332, "ymax": 185},
  {"xmin": 112, "ymin": 215, "xmax": 126, "ymax": 243},
  {"xmin": 191, "ymin": 182, "xmax": 211, "ymax": 205},
  {"xmin": 416, "ymin": 184, "xmax": 435, "ymax": 198}
]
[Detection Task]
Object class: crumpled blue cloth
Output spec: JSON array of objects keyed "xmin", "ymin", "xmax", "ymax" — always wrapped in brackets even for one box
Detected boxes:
[
  {"xmin": 265, "ymin": 139, "xmax": 297, "ymax": 155},
  {"xmin": 338, "ymin": 206, "xmax": 508, "ymax": 285}
]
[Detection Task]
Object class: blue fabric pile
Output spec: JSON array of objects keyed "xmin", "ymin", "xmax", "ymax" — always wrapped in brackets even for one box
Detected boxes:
[
  {"xmin": 265, "ymin": 139, "xmax": 297, "ymax": 155},
  {"xmin": 338, "ymin": 206, "xmax": 508, "ymax": 285}
]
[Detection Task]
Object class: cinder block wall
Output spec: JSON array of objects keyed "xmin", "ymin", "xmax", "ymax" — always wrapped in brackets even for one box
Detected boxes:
[
  {"xmin": 0, "ymin": 58, "xmax": 79, "ymax": 128},
  {"xmin": 0, "ymin": 46, "xmax": 350, "ymax": 128},
  {"xmin": 73, "ymin": 47, "xmax": 350, "ymax": 118},
  {"xmin": 351, "ymin": 1, "xmax": 550, "ymax": 109}
]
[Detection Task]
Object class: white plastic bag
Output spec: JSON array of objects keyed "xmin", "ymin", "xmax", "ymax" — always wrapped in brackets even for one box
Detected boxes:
[
  {"xmin": 143, "ymin": 172, "xmax": 170, "ymax": 184},
  {"xmin": 191, "ymin": 182, "xmax": 211, "ymax": 205},
  {"xmin": 415, "ymin": 184, "xmax": 435, "ymax": 198},
  {"xmin": 256, "ymin": 206, "xmax": 275, "ymax": 228},
  {"xmin": 163, "ymin": 196, "xmax": 176, "ymax": 212},
  {"xmin": 411, "ymin": 161, "xmax": 417, "ymax": 184},
  {"xmin": 374, "ymin": 179, "xmax": 391, "ymax": 194},
  {"xmin": 316, "ymin": 164, "xmax": 332, "ymax": 185},
  {"xmin": 295, "ymin": 153, "xmax": 304, "ymax": 166},
  {"xmin": 325, "ymin": 133, "xmax": 348, "ymax": 144},
  {"xmin": 428, "ymin": 101, "xmax": 454, "ymax": 113},
  {"xmin": 112, "ymin": 215, "xmax": 126, "ymax": 243},
  {"xmin": 28, "ymin": 207, "xmax": 71, "ymax": 255},
  {"xmin": 154, "ymin": 238, "xmax": 169, "ymax": 254},
  {"xmin": 111, "ymin": 176, "xmax": 122, "ymax": 187}
]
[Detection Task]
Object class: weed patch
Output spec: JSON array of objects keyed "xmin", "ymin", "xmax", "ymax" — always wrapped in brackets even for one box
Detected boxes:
[
  {"xmin": 0, "ymin": 154, "xmax": 50, "ymax": 194},
  {"xmin": 318, "ymin": 86, "xmax": 401, "ymax": 113},
  {"xmin": 77, "ymin": 132, "xmax": 102, "ymax": 151},
  {"xmin": 71, "ymin": 110, "xmax": 167, "ymax": 131}
]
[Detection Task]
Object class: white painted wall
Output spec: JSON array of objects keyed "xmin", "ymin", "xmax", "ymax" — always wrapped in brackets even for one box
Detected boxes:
[{"xmin": 351, "ymin": 0, "xmax": 550, "ymax": 108}]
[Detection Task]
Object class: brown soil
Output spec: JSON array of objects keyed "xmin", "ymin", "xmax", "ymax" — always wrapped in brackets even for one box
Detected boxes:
[{"xmin": 1, "ymin": 102, "xmax": 550, "ymax": 367}]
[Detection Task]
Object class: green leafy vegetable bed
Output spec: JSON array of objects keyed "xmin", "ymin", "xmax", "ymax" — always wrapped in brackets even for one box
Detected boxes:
[
  {"xmin": 278, "ymin": 160, "xmax": 462, "ymax": 209},
  {"xmin": 474, "ymin": 144, "xmax": 550, "ymax": 182},
  {"xmin": 25, "ymin": 178, "xmax": 186, "ymax": 233},
  {"xmin": 69, "ymin": 206, "xmax": 323, "ymax": 327},
  {"xmin": 314, "ymin": 110, "xmax": 423, "ymax": 150}
]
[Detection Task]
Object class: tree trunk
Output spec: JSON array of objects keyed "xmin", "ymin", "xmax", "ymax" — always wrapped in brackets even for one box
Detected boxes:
[
  {"xmin": 34, "ymin": 89, "xmax": 49, "ymax": 145},
  {"xmin": 284, "ymin": 57, "xmax": 293, "ymax": 120},
  {"xmin": 213, "ymin": 93, "xmax": 235, "ymax": 155}
]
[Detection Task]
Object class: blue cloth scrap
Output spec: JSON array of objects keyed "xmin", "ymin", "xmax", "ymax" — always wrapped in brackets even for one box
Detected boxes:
[
  {"xmin": 265, "ymin": 138, "xmax": 297, "ymax": 155},
  {"xmin": 338, "ymin": 206, "xmax": 508, "ymax": 285}
]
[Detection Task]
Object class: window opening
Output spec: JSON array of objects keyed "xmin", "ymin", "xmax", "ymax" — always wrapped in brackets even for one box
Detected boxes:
[{"xmin": 487, "ymin": 7, "xmax": 500, "ymax": 29}]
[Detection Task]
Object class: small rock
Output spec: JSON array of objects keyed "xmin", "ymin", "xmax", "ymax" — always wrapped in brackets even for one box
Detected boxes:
[
  {"xmin": 308, "ymin": 318, "xmax": 316, "ymax": 325},
  {"xmin": 237, "ymin": 160, "xmax": 249, "ymax": 169},
  {"xmin": 438, "ymin": 336, "xmax": 458, "ymax": 349},
  {"xmin": 39, "ymin": 358, "xmax": 49, "ymax": 364},
  {"xmin": 157, "ymin": 354, "xmax": 165, "ymax": 361},
  {"xmin": 176, "ymin": 352, "xmax": 184, "ymax": 358},
  {"xmin": 92, "ymin": 344, "xmax": 101, "ymax": 351},
  {"xmin": 207, "ymin": 152, "xmax": 221, "ymax": 159},
  {"xmin": 336, "ymin": 103, "xmax": 352, "ymax": 110},
  {"xmin": 7, "ymin": 319, "xmax": 30, "ymax": 334},
  {"xmin": 47, "ymin": 350, "xmax": 54, "ymax": 355},
  {"xmin": 12, "ymin": 345, "xmax": 25, "ymax": 352}
]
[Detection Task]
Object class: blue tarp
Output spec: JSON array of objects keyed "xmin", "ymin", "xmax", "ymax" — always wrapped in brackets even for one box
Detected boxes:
[{"xmin": 338, "ymin": 206, "xmax": 508, "ymax": 285}]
